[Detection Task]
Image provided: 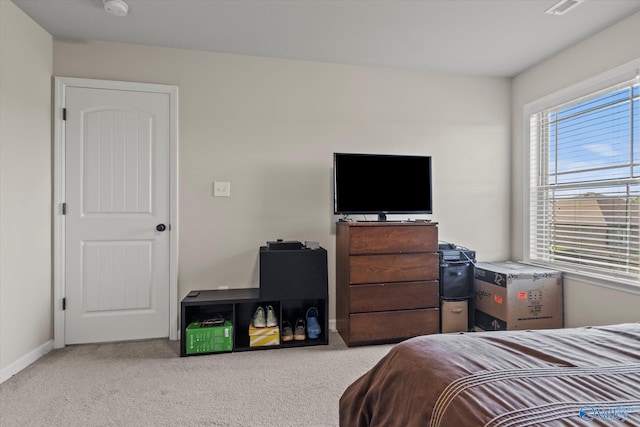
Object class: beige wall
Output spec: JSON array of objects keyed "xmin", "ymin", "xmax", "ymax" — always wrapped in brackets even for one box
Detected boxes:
[
  {"xmin": 53, "ymin": 40, "xmax": 512, "ymax": 327},
  {"xmin": 0, "ymin": 0, "xmax": 53, "ymax": 379},
  {"xmin": 511, "ymin": 12, "xmax": 640, "ymax": 327}
]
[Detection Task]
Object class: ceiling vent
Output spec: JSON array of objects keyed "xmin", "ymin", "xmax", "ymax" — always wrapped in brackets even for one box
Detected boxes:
[{"xmin": 545, "ymin": 0, "xmax": 584, "ymax": 16}]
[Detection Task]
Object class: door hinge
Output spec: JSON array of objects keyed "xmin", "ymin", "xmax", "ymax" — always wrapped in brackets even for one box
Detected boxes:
[
  {"xmin": 62, "ymin": 203, "xmax": 67, "ymax": 215},
  {"xmin": 62, "ymin": 108, "xmax": 66, "ymax": 121},
  {"xmin": 62, "ymin": 298, "xmax": 66, "ymax": 310}
]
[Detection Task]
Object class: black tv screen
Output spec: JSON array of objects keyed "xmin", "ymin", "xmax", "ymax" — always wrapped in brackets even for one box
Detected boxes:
[{"xmin": 333, "ymin": 153, "xmax": 433, "ymax": 220}]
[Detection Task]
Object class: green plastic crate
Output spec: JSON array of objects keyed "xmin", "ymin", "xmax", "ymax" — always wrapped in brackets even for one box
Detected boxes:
[{"xmin": 186, "ymin": 320, "xmax": 233, "ymax": 354}]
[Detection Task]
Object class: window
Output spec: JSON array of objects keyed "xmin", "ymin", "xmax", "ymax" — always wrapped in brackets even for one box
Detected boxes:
[{"xmin": 528, "ymin": 77, "xmax": 639, "ymax": 286}]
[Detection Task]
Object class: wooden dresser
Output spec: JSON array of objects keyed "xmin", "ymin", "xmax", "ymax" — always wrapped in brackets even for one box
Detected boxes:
[{"xmin": 336, "ymin": 221, "xmax": 440, "ymax": 346}]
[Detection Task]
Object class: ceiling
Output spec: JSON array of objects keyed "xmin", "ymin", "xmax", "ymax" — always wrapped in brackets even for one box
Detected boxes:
[{"xmin": 12, "ymin": 0, "xmax": 640, "ymax": 77}]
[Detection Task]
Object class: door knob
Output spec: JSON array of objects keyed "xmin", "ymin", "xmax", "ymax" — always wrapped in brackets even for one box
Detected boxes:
[{"xmin": 156, "ymin": 224, "xmax": 167, "ymax": 232}]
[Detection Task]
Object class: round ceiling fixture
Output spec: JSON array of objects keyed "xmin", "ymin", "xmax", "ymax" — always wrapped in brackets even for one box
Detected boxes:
[{"xmin": 103, "ymin": 0, "xmax": 129, "ymax": 17}]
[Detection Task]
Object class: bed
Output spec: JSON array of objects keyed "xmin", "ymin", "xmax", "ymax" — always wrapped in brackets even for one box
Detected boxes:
[{"xmin": 339, "ymin": 323, "xmax": 640, "ymax": 426}]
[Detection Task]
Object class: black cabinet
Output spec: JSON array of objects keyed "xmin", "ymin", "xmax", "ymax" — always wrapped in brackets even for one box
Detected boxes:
[
  {"xmin": 180, "ymin": 247, "xmax": 329, "ymax": 356},
  {"xmin": 260, "ymin": 247, "xmax": 328, "ymax": 300}
]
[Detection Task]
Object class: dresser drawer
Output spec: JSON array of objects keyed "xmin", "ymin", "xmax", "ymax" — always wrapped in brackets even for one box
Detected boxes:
[
  {"xmin": 349, "ymin": 280, "xmax": 438, "ymax": 313},
  {"xmin": 349, "ymin": 309, "xmax": 439, "ymax": 345},
  {"xmin": 349, "ymin": 225, "xmax": 437, "ymax": 255},
  {"xmin": 350, "ymin": 253, "xmax": 439, "ymax": 284}
]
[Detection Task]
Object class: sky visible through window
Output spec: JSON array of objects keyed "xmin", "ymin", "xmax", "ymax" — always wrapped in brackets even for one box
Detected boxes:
[{"xmin": 547, "ymin": 83, "xmax": 639, "ymax": 192}]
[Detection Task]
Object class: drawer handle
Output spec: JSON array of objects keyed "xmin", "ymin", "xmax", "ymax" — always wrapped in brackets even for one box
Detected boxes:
[{"xmin": 450, "ymin": 308, "xmax": 464, "ymax": 313}]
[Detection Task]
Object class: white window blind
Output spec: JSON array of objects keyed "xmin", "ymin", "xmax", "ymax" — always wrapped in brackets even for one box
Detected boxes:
[{"xmin": 529, "ymin": 79, "xmax": 639, "ymax": 285}]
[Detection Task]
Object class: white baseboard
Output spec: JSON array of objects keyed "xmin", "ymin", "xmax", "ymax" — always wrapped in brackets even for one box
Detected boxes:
[{"xmin": 0, "ymin": 339, "xmax": 54, "ymax": 384}]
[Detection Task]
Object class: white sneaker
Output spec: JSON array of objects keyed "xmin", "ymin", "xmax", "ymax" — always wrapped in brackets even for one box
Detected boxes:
[
  {"xmin": 252, "ymin": 306, "xmax": 266, "ymax": 328},
  {"xmin": 266, "ymin": 305, "xmax": 278, "ymax": 327}
]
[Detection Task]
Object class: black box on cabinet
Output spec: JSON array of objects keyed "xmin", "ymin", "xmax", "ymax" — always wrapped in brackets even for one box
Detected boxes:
[
  {"xmin": 259, "ymin": 247, "xmax": 328, "ymax": 300},
  {"xmin": 266, "ymin": 240, "xmax": 303, "ymax": 250},
  {"xmin": 438, "ymin": 243, "xmax": 476, "ymax": 262}
]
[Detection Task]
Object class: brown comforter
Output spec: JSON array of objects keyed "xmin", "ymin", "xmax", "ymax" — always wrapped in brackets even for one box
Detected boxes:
[{"xmin": 339, "ymin": 323, "xmax": 640, "ymax": 426}]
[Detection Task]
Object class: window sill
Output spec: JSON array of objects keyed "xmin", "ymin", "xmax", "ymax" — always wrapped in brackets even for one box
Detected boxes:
[{"xmin": 522, "ymin": 261, "xmax": 640, "ymax": 296}]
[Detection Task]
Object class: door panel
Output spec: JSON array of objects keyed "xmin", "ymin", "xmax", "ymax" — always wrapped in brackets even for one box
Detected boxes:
[
  {"xmin": 82, "ymin": 109, "xmax": 152, "ymax": 214},
  {"xmin": 65, "ymin": 87, "xmax": 170, "ymax": 344},
  {"xmin": 82, "ymin": 241, "xmax": 152, "ymax": 312}
]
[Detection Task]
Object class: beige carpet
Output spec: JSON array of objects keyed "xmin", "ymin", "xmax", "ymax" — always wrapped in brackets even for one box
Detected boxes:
[{"xmin": 0, "ymin": 332, "xmax": 392, "ymax": 427}]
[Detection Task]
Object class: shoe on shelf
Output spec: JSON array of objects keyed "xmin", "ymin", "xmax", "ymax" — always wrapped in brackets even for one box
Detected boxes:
[
  {"xmin": 266, "ymin": 305, "xmax": 278, "ymax": 327},
  {"xmin": 306, "ymin": 307, "xmax": 321, "ymax": 339},
  {"xmin": 252, "ymin": 306, "xmax": 266, "ymax": 328},
  {"xmin": 294, "ymin": 318, "xmax": 306, "ymax": 341},
  {"xmin": 282, "ymin": 319, "xmax": 294, "ymax": 342}
]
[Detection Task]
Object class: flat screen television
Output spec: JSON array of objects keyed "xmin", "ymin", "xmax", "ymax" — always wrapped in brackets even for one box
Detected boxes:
[{"xmin": 333, "ymin": 153, "xmax": 433, "ymax": 221}]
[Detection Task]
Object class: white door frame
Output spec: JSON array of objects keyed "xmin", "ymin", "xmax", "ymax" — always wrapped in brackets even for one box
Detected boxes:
[{"xmin": 53, "ymin": 76, "xmax": 179, "ymax": 348}]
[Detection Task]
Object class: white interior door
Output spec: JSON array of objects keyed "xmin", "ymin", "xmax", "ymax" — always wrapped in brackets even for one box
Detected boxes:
[{"xmin": 64, "ymin": 86, "xmax": 171, "ymax": 344}]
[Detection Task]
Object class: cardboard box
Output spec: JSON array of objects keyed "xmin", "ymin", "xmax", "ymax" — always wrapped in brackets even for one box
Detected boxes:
[
  {"xmin": 249, "ymin": 325, "xmax": 280, "ymax": 347},
  {"xmin": 474, "ymin": 262, "xmax": 563, "ymax": 331},
  {"xmin": 441, "ymin": 299, "xmax": 469, "ymax": 333},
  {"xmin": 186, "ymin": 320, "xmax": 233, "ymax": 354}
]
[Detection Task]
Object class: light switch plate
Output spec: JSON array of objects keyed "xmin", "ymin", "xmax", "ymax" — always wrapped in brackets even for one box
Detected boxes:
[{"xmin": 213, "ymin": 181, "xmax": 230, "ymax": 197}]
